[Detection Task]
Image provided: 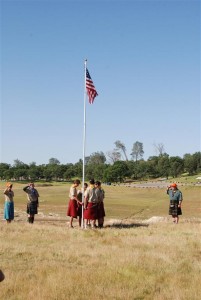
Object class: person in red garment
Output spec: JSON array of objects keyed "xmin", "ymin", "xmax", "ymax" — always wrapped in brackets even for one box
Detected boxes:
[
  {"xmin": 67, "ymin": 179, "xmax": 81, "ymax": 228},
  {"xmin": 77, "ymin": 182, "xmax": 88, "ymax": 227},
  {"xmin": 84, "ymin": 179, "xmax": 100, "ymax": 229},
  {"xmin": 95, "ymin": 181, "xmax": 105, "ymax": 228}
]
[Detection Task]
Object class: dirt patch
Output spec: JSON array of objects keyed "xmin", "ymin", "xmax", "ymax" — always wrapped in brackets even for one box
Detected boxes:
[{"xmin": 142, "ymin": 216, "xmax": 168, "ymax": 224}]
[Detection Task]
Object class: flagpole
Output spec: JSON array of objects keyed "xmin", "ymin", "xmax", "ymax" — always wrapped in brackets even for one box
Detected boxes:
[{"xmin": 81, "ymin": 59, "xmax": 87, "ymax": 229}]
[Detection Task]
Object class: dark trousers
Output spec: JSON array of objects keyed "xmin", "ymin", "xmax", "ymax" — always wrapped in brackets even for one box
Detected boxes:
[{"xmin": 28, "ymin": 216, "xmax": 35, "ymax": 223}]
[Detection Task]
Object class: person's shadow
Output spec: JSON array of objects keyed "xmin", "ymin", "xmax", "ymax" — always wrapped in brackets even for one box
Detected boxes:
[
  {"xmin": 0, "ymin": 270, "xmax": 5, "ymax": 282},
  {"xmin": 105, "ymin": 222, "xmax": 149, "ymax": 228}
]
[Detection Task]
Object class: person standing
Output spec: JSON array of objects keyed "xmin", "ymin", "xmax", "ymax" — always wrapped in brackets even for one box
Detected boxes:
[
  {"xmin": 4, "ymin": 183, "xmax": 14, "ymax": 223},
  {"xmin": 67, "ymin": 179, "xmax": 81, "ymax": 228},
  {"xmin": 23, "ymin": 183, "xmax": 39, "ymax": 224},
  {"xmin": 77, "ymin": 183, "xmax": 88, "ymax": 227},
  {"xmin": 167, "ymin": 183, "xmax": 183, "ymax": 224},
  {"xmin": 84, "ymin": 179, "xmax": 100, "ymax": 229},
  {"xmin": 95, "ymin": 181, "xmax": 105, "ymax": 228}
]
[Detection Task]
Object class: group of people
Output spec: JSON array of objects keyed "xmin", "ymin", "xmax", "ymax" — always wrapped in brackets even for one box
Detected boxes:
[
  {"xmin": 3, "ymin": 182, "xmax": 40, "ymax": 224},
  {"xmin": 2, "ymin": 180, "xmax": 183, "ymax": 226},
  {"xmin": 2, "ymin": 179, "xmax": 106, "ymax": 228},
  {"xmin": 67, "ymin": 179, "xmax": 105, "ymax": 229}
]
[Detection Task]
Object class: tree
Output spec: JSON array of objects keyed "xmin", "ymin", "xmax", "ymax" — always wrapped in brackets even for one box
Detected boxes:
[
  {"xmin": 3, "ymin": 169, "xmax": 14, "ymax": 180},
  {"xmin": 43, "ymin": 167, "xmax": 54, "ymax": 181},
  {"xmin": 131, "ymin": 141, "xmax": 144, "ymax": 162},
  {"xmin": 88, "ymin": 151, "xmax": 106, "ymax": 165},
  {"xmin": 147, "ymin": 156, "xmax": 160, "ymax": 178},
  {"xmin": 193, "ymin": 152, "xmax": 201, "ymax": 173},
  {"xmin": 44, "ymin": 164, "xmax": 64, "ymax": 181},
  {"xmin": 12, "ymin": 160, "xmax": 29, "ymax": 180},
  {"xmin": 137, "ymin": 160, "xmax": 148, "ymax": 179},
  {"xmin": 127, "ymin": 161, "xmax": 139, "ymax": 180},
  {"xmin": 85, "ymin": 156, "xmax": 90, "ymax": 165},
  {"xmin": 183, "ymin": 154, "xmax": 194, "ymax": 175},
  {"xmin": 169, "ymin": 156, "xmax": 184, "ymax": 178},
  {"xmin": 64, "ymin": 167, "xmax": 75, "ymax": 180},
  {"xmin": 86, "ymin": 164, "xmax": 107, "ymax": 181},
  {"xmin": 73, "ymin": 160, "xmax": 82, "ymax": 178},
  {"xmin": 183, "ymin": 152, "xmax": 201, "ymax": 175},
  {"xmin": 106, "ymin": 150, "xmax": 121, "ymax": 164},
  {"xmin": 103, "ymin": 161, "xmax": 129, "ymax": 182},
  {"xmin": 114, "ymin": 140, "xmax": 128, "ymax": 161},
  {"xmin": 29, "ymin": 162, "xmax": 36, "ymax": 167},
  {"xmin": 14, "ymin": 169, "xmax": 28, "ymax": 180},
  {"xmin": 0, "ymin": 163, "xmax": 10, "ymax": 180},
  {"xmin": 61, "ymin": 163, "xmax": 75, "ymax": 180},
  {"xmin": 13, "ymin": 159, "xmax": 29, "ymax": 169},
  {"xmin": 28, "ymin": 168, "xmax": 40, "ymax": 181},
  {"xmin": 48, "ymin": 158, "xmax": 60, "ymax": 165},
  {"xmin": 157, "ymin": 154, "xmax": 170, "ymax": 178},
  {"xmin": 36, "ymin": 165, "xmax": 46, "ymax": 180},
  {"xmin": 153, "ymin": 142, "xmax": 165, "ymax": 156},
  {"xmin": 53, "ymin": 165, "xmax": 67, "ymax": 180},
  {"xmin": 127, "ymin": 160, "xmax": 148, "ymax": 180}
]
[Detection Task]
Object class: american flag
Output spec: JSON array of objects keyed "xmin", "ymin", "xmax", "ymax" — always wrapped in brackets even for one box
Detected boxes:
[{"xmin": 86, "ymin": 68, "xmax": 98, "ymax": 104}]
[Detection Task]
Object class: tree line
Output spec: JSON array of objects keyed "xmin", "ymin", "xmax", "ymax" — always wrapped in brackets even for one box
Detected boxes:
[{"xmin": 0, "ymin": 145, "xmax": 200, "ymax": 183}]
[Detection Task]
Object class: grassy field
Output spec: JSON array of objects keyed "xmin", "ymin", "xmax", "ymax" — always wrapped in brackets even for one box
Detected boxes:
[
  {"xmin": 0, "ymin": 181, "xmax": 201, "ymax": 299},
  {"xmin": 0, "ymin": 181, "xmax": 200, "ymax": 221}
]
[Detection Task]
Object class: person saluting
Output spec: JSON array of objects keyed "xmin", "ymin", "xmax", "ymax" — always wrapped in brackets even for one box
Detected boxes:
[
  {"xmin": 4, "ymin": 182, "xmax": 14, "ymax": 223},
  {"xmin": 23, "ymin": 183, "xmax": 39, "ymax": 224},
  {"xmin": 167, "ymin": 183, "xmax": 183, "ymax": 224}
]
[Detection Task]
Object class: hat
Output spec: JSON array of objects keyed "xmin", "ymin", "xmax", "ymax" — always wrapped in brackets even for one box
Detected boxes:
[
  {"xmin": 6, "ymin": 182, "xmax": 12, "ymax": 187},
  {"xmin": 170, "ymin": 183, "xmax": 177, "ymax": 188}
]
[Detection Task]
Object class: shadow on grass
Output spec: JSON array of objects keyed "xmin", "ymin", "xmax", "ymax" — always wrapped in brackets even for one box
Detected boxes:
[
  {"xmin": 0, "ymin": 269, "xmax": 5, "ymax": 282},
  {"xmin": 105, "ymin": 222, "xmax": 149, "ymax": 229}
]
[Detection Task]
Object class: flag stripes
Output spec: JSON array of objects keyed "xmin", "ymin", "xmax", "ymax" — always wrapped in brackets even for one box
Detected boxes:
[{"xmin": 86, "ymin": 68, "xmax": 98, "ymax": 104}]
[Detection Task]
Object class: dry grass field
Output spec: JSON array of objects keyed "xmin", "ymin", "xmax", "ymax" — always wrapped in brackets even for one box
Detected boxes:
[{"xmin": 0, "ymin": 181, "xmax": 201, "ymax": 299}]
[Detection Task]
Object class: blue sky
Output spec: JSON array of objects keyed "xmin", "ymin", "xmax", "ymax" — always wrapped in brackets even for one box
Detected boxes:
[{"xmin": 1, "ymin": 0, "xmax": 200, "ymax": 165}]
